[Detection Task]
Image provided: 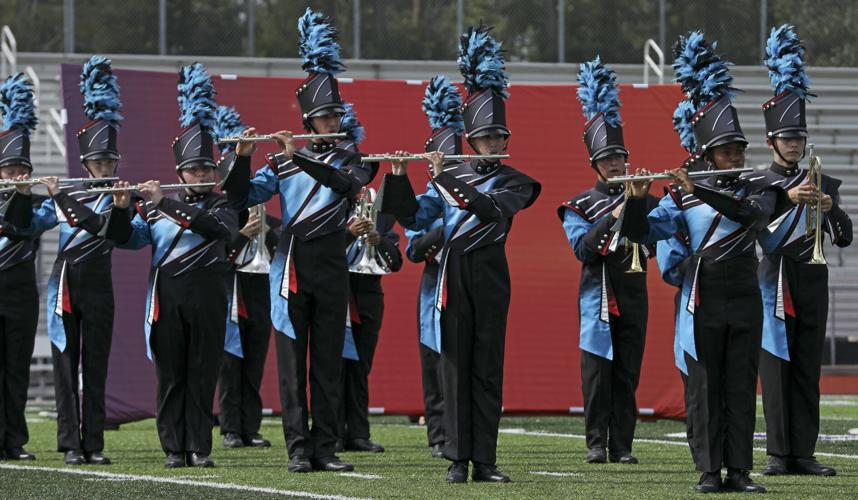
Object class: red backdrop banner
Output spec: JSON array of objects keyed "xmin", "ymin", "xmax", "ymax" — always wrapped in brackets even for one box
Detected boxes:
[{"xmin": 61, "ymin": 65, "xmax": 690, "ymax": 422}]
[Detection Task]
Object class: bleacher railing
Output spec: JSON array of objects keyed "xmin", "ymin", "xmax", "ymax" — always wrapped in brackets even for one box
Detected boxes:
[
  {"xmin": 1, "ymin": 25, "xmax": 16, "ymax": 77},
  {"xmin": 642, "ymin": 39, "xmax": 664, "ymax": 86}
]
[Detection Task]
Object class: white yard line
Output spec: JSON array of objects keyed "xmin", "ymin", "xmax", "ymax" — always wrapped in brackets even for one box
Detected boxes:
[
  {"xmin": 0, "ymin": 463, "xmax": 372, "ymax": 500},
  {"xmin": 338, "ymin": 472, "xmax": 382, "ymax": 480},
  {"xmin": 529, "ymin": 471, "xmax": 583, "ymax": 477},
  {"xmin": 498, "ymin": 428, "xmax": 858, "ymax": 460}
]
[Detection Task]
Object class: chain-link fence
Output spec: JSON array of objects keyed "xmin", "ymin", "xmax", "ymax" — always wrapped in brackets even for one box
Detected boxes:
[{"xmin": 2, "ymin": 0, "xmax": 858, "ymax": 65}]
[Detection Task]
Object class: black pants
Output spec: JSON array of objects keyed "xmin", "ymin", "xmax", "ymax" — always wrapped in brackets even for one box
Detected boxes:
[
  {"xmin": 338, "ymin": 273, "xmax": 384, "ymax": 442},
  {"xmin": 218, "ymin": 272, "xmax": 271, "ymax": 437},
  {"xmin": 150, "ymin": 265, "xmax": 227, "ymax": 456},
  {"xmin": 276, "ymin": 231, "xmax": 348, "ymax": 459},
  {"xmin": 759, "ymin": 257, "xmax": 828, "ymax": 459},
  {"xmin": 0, "ymin": 261, "xmax": 38, "ymax": 451},
  {"xmin": 420, "ymin": 336, "xmax": 445, "ymax": 448},
  {"xmin": 51, "ymin": 257, "xmax": 114, "ymax": 453},
  {"xmin": 581, "ymin": 267, "xmax": 647, "ymax": 457},
  {"xmin": 441, "ymin": 244, "xmax": 509, "ymax": 465},
  {"xmin": 685, "ymin": 256, "xmax": 762, "ymax": 473}
]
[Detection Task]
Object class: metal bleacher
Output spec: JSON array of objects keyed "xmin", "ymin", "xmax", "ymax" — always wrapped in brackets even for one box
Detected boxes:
[{"xmin": 4, "ymin": 31, "xmax": 856, "ymax": 403}]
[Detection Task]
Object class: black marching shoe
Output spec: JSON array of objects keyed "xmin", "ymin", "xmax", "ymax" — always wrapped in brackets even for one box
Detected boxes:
[
  {"xmin": 585, "ymin": 448, "xmax": 607, "ymax": 464},
  {"xmin": 472, "ymin": 462, "xmax": 511, "ymax": 483},
  {"xmin": 334, "ymin": 439, "xmax": 345, "ymax": 453},
  {"xmin": 345, "ymin": 438, "xmax": 384, "ymax": 453},
  {"xmin": 445, "ymin": 461, "xmax": 468, "ymax": 483},
  {"xmin": 187, "ymin": 452, "xmax": 214, "ymax": 468},
  {"xmin": 287, "ymin": 455, "xmax": 312, "ymax": 473},
  {"xmin": 222, "ymin": 433, "xmax": 244, "ymax": 448},
  {"xmin": 724, "ymin": 469, "xmax": 766, "ymax": 493},
  {"xmin": 430, "ymin": 443, "xmax": 445, "ymax": 459},
  {"xmin": 243, "ymin": 433, "xmax": 271, "ymax": 448},
  {"xmin": 4, "ymin": 447, "xmax": 35, "ymax": 460},
  {"xmin": 64, "ymin": 450, "xmax": 86, "ymax": 465},
  {"xmin": 312, "ymin": 455, "xmax": 354, "ymax": 472},
  {"xmin": 788, "ymin": 457, "xmax": 836, "ymax": 476},
  {"xmin": 762, "ymin": 455, "xmax": 788, "ymax": 476},
  {"xmin": 164, "ymin": 452, "xmax": 185, "ymax": 468},
  {"xmin": 694, "ymin": 471, "xmax": 722, "ymax": 494},
  {"xmin": 85, "ymin": 451, "xmax": 111, "ymax": 465},
  {"xmin": 609, "ymin": 453, "xmax": 639, "ymax": 464}
]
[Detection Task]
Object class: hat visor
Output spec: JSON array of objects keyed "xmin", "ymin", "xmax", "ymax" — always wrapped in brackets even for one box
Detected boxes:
[
  {"xmin": 591, "ymin": 146, "xmax": 629, "ymax": 163},
  {"xmin": 307, "ymin": 104, "xmax": 346, "ymax": 119},
  {"xmin": 0, "ymin": 156, "xmax": 33, "ymax": 171},
  {"xmin": 81, "ymin": 151, "xmax": 121, "ymax": 161},
  {"xmin": 176, "ymin": 157, "xmax": 218, "ymax": 171},
  {"xmin": 771, "ymin": 129, "xmax": 808, "ymax": 139},
  {"xmin": 467, "ymin": 125, "xmax": 511, "ymax": 139},
  {"xmin": 704, "ymin": 134, "xmax": 748, "ymax": 151}
]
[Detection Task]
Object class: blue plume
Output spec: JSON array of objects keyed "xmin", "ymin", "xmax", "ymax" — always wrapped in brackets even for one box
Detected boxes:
[
  {"xmin": 177, "ymin": 62, "xmax": 217, "ymax": 130},
  {"xmin": 213, "ymin": 105, "xmax": 246, "ymax": 153},
  {"xmin": 0, "ymin": 73, "xmax": 37, "ymax": 135},
  {"xmin": 672, "ymin": 31, "xmax": 737, "ymax": 107},
  {"xmin": 298, "ymin": 7, "xmax": 344, "ymax": 76},
  {"xmin": 422, "ymin": 75, "xmax": 464, "ymax": 133},
  {"xmin": 576, "ymin": 56, "xmax": 622, "ymax": 126},
  {"xmin": 340, "ymin": 103, "xmax": 365, "ymax": 145},
  {"xmin": 673, "ymin": 99, "xmax": 698, "ymax": 152},
  {"xmin": 79, "ymin": 55, "xmax": 123, "ymax": 125},
  {"xmin": 457, "ymin": 24, "xmax": 509, "ymax": 97},
  {"xmin": 765, "ymin": 25, "xmax": 813, "ymax": 99}
]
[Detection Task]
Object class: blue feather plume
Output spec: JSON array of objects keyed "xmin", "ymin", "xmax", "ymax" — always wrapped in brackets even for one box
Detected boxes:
[
  {"xmin": 673, "ymin": 99, "xmax": 698, "ymax": 152},
  {"xmin": 576, "ymin": 56, "xmax": 622, "ymax": 127},
  {"xmin": 457, "ymin": 24, "xmax": 509, "ymax": 97},
  {"xmin": 672, "ymin": 31, "xmax": 737, "ymax": 107},
  {"xmin": 213, "ymin": 105, "xmax": 246, "ymax": 153},
  {"xmin": 422, "ymin": 75, "xmax": 464, "ymax": 133},
  {"xmin": 177, "ymin": 62, "xmax": 217, "ymax": 130},
  {"xmin": 340, "ymin": 103, "xmax": 365, "ymax": 145},
  {"xmin": 765, "ymin": 24, "xmax": 813, "ymax": 99},
  {"xmin": 0, "ymin": 73, "xmax": 38, "ymax": 135},
  {"xmin": 79, "ymin": 55, "xmax": 123, "ymax": 125},
  {"xmin": 298, "ymin": 7, "xmax": 344, "ymax": 76}
]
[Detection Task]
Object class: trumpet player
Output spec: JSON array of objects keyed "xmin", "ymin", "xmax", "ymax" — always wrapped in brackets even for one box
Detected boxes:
[
  {"xmin": 214, "ymin": 106, "xmax": 279, "ymax": 450},
  {"xmin": 105, "ymin": 64, "xmax": 238, "ymax": 469},
  {"xmin": 381, "ymin": 26, "xmax": 540, "ymax": 483},
  {"xmin": 558, "ymin": 58, "xmax": 657, "ymax": 466},
  {"xmin": 220, "ymin": 10, "xmax": 373, "ymax": 473},
  {"xmin": 0, "ymin": 73, "xmax": 44, "ymax": 461},
  {"xmin": 336, "ymin": 105, "xmax": 403, "ymax": 453},
  {"xmin": 756, "ymin": 26, "xmax": 852, "ymax": 477},
  {"xmin": 622, "ymin": 34, "xmax": 778, "ymax": 493}
]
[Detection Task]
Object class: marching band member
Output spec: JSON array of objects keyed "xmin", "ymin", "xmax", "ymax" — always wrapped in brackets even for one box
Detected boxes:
[
  {"xmin": 337, "ymin": 104, "xmax": 403, "ymax": 453},
  {"xmin": 622, "ymin": 33, "xmax": 777, "ymax": 493},
  {"xmin": 214, "ymin": 105, "xmax": 278, "ymax": 450},
  {"xmin": 558, "ymin": 57, "xmax": 658, "ymax": 465},
  {"xmin": 403, "ymin": 75, "xmax": 466, "ymax": 459},
  {"xmin": 106, "ymin": 63, "xmax": 238, "ymax": 468},
  {"xmin": 756, "ymin": 25, "xmax": 852, "ymax": 477},
  {"xmin": 381, "ymin": 25, "xmax": 540, "ymax": 483},
  {"xmin": 221, "ymin": 9, "xmax": 374, "ymax": 473},
  {"xmin": 0, "ymin": 73, "xmax": 43, "ymax": 461},
  {"xmin": 36, "ymin": 56, "xmax": 125, "ymax": 465}
]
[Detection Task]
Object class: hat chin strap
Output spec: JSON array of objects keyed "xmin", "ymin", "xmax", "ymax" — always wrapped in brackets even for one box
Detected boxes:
[{"xmin": 771, "ymin": 136, "xmax": 807, "ymax": 166}]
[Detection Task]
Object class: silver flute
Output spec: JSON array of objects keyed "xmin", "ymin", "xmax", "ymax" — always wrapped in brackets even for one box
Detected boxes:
[
  {"xmin": 0, "ymin": 176, "xmax": 120, "ymax": 186},
  {"xmin": 360, "ymin": 153, "xmax": 509, "ymax": 162},
  {"xmin": 217, "ymin": 133, "xmax": 347, "ymax": 143},
  {"xmin": 85, "ymin": 182, "xmax": 217, "ymax": 194},
  {"xmin": 606, "ymin": 166, "xmax": 754, "ymax": 184}
]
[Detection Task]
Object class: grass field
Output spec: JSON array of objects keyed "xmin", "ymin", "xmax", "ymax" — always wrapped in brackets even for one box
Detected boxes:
[{"xmin": 1, "ymin": 396, "xmax": 857, "ymax": 499}]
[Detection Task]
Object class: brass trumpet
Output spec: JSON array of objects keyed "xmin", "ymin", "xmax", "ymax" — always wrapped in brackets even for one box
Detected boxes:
[
  {"xmin": 360, "ymin": 153, "xmax": 509, "ymax": 162},
  {"xmin": 85, "ymin": 182, "xmax": 217, "ymax": 194},
  {"xmin": 217, "ymin": 133, "xmax": 346, "ymax": 143},
  {"xmin": 238, "ymin": 203, "xmax": 272, "ymax": 274},
  {"xmin": 806, "ymin": 144, "xmax": 827, "ymax": 265},
  {"xmin": 622, "ymin": 163, "xmax": 645, "ymax": 273},
  {"xmin": 350, "ymin": 186, "xmax": 390, "ymax": 275}
]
